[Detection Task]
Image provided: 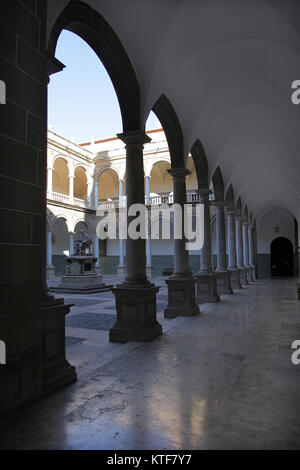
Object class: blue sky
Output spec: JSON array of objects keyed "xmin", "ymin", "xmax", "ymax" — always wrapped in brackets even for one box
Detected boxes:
[{"xmin": 48, "ymin": 30, "xmax": 160, "ymax": 143}]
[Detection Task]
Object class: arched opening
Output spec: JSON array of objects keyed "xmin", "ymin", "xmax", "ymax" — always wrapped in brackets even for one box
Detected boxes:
[
  {"xmin": 74, "ymin": 166, "xmax": 87, "ymax": 200},
  {"xmin": 150, "ymin": 161, "xmax": 172, "ymax": 199},
  {"xmin": 52, "ymin": 157, "xmax": 69, "ymax": 195},
  {"xmin": 98, "ymin": 168, "xmax": 119, "ymax": 203},
  {"xmin": 271, "ymin": 237, "xmax": 294, "ymax": 276},
  {"xmin": 52, "ymin": 217, "xmax": 69, "ymax": 275}
]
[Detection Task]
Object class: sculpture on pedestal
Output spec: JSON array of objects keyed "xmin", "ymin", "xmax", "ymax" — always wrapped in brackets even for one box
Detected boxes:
[{"xmin": 51, "ymin": 231, "xmax": 112, "ymax": 294}]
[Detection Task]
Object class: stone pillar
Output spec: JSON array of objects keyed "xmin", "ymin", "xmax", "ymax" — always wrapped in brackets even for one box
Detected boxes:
[
  {"xmin": 94, "ymin": 181, "xmax": 99, "ymax": 210},
  {"xmin": 87, "ymin": 180, "xmax": 93, "ymax": 209},
  {"xmin": 248, "ymin": 224, "xmax": 256, "ymax": 281},
  {"xmin": 164, "ymin": 168, "xmax": 200, "ymax": 318},
  {"xmin": 215, "ymin": 202, "xmax": 233, "ymax": 294},
  {"xmin": 69, "ymin": 232, "xmax": 74, "ymax": 257},
  {"xmin": 117, "ymin": 178, "xmax": 126, "ymax": 277},
  {"xmin": 145, "ymin": 176, "xmax": 153, "ymax": 277},
  {"xmin": 236, "ymin": 216, "xmax": 248, "ymax": 285},
  {"xmin": 226, "ymin": 210, "xmax": 242, "ymax": 288},
  {"xmin": 47, "ymin": 166, "xmax": 53, "ymax": 196},
  {"xmin": 242, "ymin": 221, "xmax": 251, "ymax": 282},
  {"xmin": 46, "ymin": 230, "xmax": 55, "ymax": 280},
  {"xmin": 145, "ymin": 175, "xmax": 151, "ymax": 205},
  {"xmin": 94, "ymin": 234, "xmax": 102, "ymax": 275},
  {"xmin": 69, "ymin": 173, "xmax": 74, "ymax": 205},
  {"xmin": 195, "ymin": 190, "xmax": 220, "ymax": 303},
  {"xmin": 109, "ymin": 131, "xmax": 162, "ymax": 342}
]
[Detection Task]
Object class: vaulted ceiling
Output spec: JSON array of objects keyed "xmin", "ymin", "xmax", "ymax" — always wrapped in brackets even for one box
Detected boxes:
[{"xmin": 47, "ymin": 0, "xmax": 300, "ymax": 220}]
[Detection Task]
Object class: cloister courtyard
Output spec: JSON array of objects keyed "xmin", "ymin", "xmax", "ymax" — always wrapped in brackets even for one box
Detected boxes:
[{"xmin": 0, "ymin": 277, "xmax": 299, "ymax": 450}]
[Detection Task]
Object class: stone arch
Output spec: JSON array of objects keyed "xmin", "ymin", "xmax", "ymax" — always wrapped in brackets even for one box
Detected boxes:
[
  {"xmin": 190, "ymin": 139, "xmax": 209, "ymax": 190},
  {"xmin": 98, "ymin": 167, "xmax": 120, "ymax": 201},
  {"xmin": 52, "ymin": 216, "xmax": 69, "ymax": 258},
  {"xmin": 236, "ymin": 197, "xmax": 243, "ymax": 217},
  {"xmin": 243, "ymin": 205, "xmax": 249, "ymax": 223},
  {"xmin": 150, "ymin": 160, "xmax": 172, "ymax": 195},
  {"xmin": 212, "ymin": 166, "xmax": 225, "ymax": 202},
  {"xmin": 225, "ymin": 184, "xmax": 235, "ymax": 212},
  {"xmin": 74, "ymin": 165, "xmax": 88, "ymax": 200},
  {"xmin": 48, "ymin": 0, "xmax": 141, "ymax": 132},
  {"xmin": 186, "ymin": 156, "xmax": 198, "ymax": 191},
  {"xmin": 52, "ymin": 157, "xmax": 69, "ymax": 195},
  {"xmin": 152, "ymin": 94, "xmax": 184, "ymax": 169}
]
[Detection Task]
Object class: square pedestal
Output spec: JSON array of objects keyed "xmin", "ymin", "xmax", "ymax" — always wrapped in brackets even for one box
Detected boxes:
[
  {"xmin": 164, "ymin": 275, "xmax": 200, "ymax": 318},
  {"xmin": 245, "ymin": 267, "xmax": 252, "ymax": 283},
  {"xmin": 216, "ymin": 270, "xmax": 233, "ymax": 295},
  {"xmin": 238, "ymin": 268, "xmax": 248, "ymax": 285},
  {"xmin": 41, "ymin": 295, "xmax": 77, "ymax": 396},
  {"xmin": 250, "ymin": 266, "xmax": 256, "ymax": 281},
  {"xmin": 109, "ymin": 283, "xmax": 162, "ymax": 342},
  {"xmin": 195, "ymin": 273, "xmax": 220, "ymax": 304},
  {"xmin": 228, "ymin": 268, "xmax": 242, "ymax": 289}
]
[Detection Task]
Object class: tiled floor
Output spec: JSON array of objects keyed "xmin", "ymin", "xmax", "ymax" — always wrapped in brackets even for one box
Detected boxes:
[{"xmin": 0, "ymin": 277, "xmax": 300, "ymax": 450}]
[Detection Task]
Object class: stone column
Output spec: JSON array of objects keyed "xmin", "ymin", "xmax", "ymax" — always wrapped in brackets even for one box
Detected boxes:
[
  {"xmin": 117, "ymin": 178, "xmax": 126, "ymax": 277},
  {"xmin": 164, "ymin": 168, "xmax": 200, "ymax": 318},
  {"xmin": 94, "ymin": 181, "xmax": 99, "ymax": 210},
  {"xmin": 242, "ymin": 221, "xmax": 251, "ymax": 282},
  {"xmin": 196, "ymin": 190, "xmax": 220, "ymax": 303},
  {"xmin": 144, "ymin": 175, "xmax": 153, "ymax": 277},
  {"xmin": 47, "ymin": 166, "xmax": 53, "ymax": 196},
  {"xmin": 46, "ymin": 230, "xmax": 55, "ymax": 280},
  {"xmin": 236, "ymin": 216, "xmax": 248, "ymax": 285},
  {"xmin": 69, "ymin": 173, "xmax": 74, "ymax": 205},
  {"xmin": 226, "ymin": 210, "xmax": 242, "ymax": 288},
  {"xmin": 109, "ymin": 131, "xmax": 162, "ymax": 342},
  {"xmin": 248, "ymin": 224, "xmax": 256, "ymax": 281},
  {"xmin": 87, "ymin": 180, "xmax": 93, "ymax": 209},
  {"xmin": 145, "ymin": 175, "xmax": 151, "ymax": 205},
  {"xmin": 94, "ymin": 234, "xmax": 102, "ymax": 275},
  {"xmin": 69, "ymin": 232, "xmax": 74, "ymax": 257},
  {"xmin": 215, "ymin": 202, "xmax": 233, "ymax": 294}
]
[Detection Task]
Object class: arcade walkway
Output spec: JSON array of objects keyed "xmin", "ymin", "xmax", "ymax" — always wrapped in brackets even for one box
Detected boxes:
[{"xmin": 0, "ymin": 278, "xmax": 299, "ymax": 450}]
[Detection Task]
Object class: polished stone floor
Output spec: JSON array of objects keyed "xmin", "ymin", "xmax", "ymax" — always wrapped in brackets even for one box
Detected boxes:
[{"xmin": 0, "ymin": 278, "xmax": 300, "ymax": 450}]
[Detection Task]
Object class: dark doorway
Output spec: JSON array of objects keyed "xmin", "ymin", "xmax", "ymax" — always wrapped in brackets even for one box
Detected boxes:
[{"xmin": 271, "ymin": 237, "xmax": 294, "ymax": 276}]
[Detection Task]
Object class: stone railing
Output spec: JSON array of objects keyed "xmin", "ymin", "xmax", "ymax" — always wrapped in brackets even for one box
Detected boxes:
[
  {"xmin": 96, "ymin": 191, "xmax": 204, "ymax": 211},
  {"xmin": 47, "ymin": 191, "xmax": 89, "ymax": 208}
]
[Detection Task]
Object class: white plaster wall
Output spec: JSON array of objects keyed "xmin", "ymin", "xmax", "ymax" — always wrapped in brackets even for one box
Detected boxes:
[{"xmin": 257, "ymin": 209, "xmax": 295, "ymax": 254}]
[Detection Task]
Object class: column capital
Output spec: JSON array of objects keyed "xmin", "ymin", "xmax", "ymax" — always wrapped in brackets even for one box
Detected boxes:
[
  {"xmin": 225, "ymin": 209, "xmax": 235, "ymax": 216},
  {"xmin": 68, "ymin": 173, "xmax": 75, "ymax": 179},
  {"xmin": 214, "ymin": 200, "xmax": 226, "ymax": 208},
  {"xmin": 117, "ymin": 130, "xmax": 151, "ymax": 146},
  {"xmin": 196, "ymin": 187, "xmax": 211, "ymax": 203},
  {"xmin": 167, "ymin": 167, "xmax": 190, "ymax": 178}
]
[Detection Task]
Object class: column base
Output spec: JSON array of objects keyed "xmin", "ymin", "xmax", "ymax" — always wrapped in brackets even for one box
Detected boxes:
[
  {"xmin": 117, "ymin": 264, "xmax": 126, "ymax": 277},
  {"xmin": 228, "ymin": 267, "xmax": 242, "ymax": 289},
  {"xmin": 238, "ymin": 267, "xmax": 248, "ymax": 285},
  {"xmin": 215, "ymin": 270, "xmax": 233, "ymax": 295},
  {"xmin": 195, "ymin": 271, "xmax": 220, "ymax": 304},
  {"xmin": 245, "ymin": 267, "xmax": 252, "ymax": 283},
  {"xmin": 109, "ymin": 282, "xmax": 162, "ymax": 343},
  {"xmin": 95, "ymin": 264, "xmax": 102, "ymax": 276},
  {"xmin": 46, "ymin": 265, "xmax": 56, "ymax": 280},
  {"xmin": 41, "ymin": 294, "xmax": 77, "ymax": 396},
  {"xmin": 250, "ymin": 266, "xmax": 256, "ymax": 281},
  {"xmin": 164, "ymin": 274, "xmax": 200, "ymax": 318},
  {"xmin": 146, "ymin": 264, "xmax": 153, "ymax": 279}
]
